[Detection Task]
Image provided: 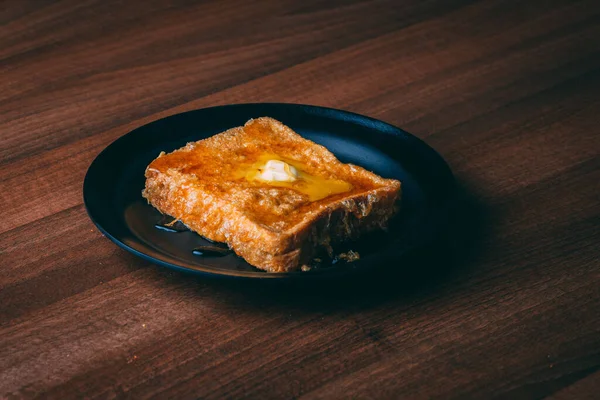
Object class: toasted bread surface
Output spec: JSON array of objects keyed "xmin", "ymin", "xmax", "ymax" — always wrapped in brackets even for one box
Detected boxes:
[{"xmin": 143, "ymin": 117, "xmax": 401, "ymax": 272}]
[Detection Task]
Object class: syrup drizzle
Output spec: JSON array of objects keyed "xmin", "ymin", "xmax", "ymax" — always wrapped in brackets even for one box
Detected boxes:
[
  {"xmin": 154, "ymin": 215, "xmax": 188, "ymax": 232},
  {"xmin": 154, "ymin": 216, "xmax": 233, "ymax": 257},
  {"xmin": 192, "ymin": 243, "xmax": 232, "ymax": 257}
]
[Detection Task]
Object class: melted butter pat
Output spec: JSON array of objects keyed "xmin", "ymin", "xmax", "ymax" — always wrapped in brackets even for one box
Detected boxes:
[
  {"xmin": 242, "ymin": 154, "xmax": 352, "ymax": 201},
  {"xmin": 259, "ymin": 159, "xmax": 298, "ymax": 182}
]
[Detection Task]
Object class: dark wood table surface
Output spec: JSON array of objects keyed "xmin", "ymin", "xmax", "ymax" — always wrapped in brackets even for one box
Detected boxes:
[{"xmin": 2, "ymin": 0, "xmax": 600, "ymax": 398}]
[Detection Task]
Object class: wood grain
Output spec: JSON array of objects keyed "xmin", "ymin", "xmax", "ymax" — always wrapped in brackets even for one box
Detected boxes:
[{"xmin": 1, "ymin": 0, "xmax": 599, "ymax": 398}]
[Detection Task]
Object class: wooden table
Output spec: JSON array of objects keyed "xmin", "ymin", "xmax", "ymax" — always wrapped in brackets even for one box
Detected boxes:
[{"xmin": 2, "ymin": 0, "xmax": 599, "ymax": 398}]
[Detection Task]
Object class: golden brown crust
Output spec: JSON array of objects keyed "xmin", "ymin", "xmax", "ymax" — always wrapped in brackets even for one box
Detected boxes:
[{"xmin": 143, "ymin": 117, "xmax": 401, "ymax": 272}]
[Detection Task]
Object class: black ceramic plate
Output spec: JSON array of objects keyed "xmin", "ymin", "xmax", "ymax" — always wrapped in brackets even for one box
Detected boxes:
[{"xmin": 84, "ymin": 103, "xmax": 454, "ymax": 279}]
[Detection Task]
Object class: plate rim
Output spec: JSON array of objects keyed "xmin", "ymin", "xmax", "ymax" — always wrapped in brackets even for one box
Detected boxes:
[{"xmin": 83, "ymin": 102, "xmax": 455, "ymax": 279}]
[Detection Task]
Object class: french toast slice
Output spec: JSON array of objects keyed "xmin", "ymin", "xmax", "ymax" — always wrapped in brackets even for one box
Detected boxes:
[{"xmin": 142, "ymin": 117, "xmax": 401, "ymax": 272}]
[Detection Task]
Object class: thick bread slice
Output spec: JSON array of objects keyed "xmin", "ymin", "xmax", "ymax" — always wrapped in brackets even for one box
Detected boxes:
[{"xmin": 143, "ymin": 117, "xmax": 401, "ymax": 272}]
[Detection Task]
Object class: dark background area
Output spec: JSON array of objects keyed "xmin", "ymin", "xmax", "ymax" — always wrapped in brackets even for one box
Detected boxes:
[{"xmin": 1, "ymin": 0, "xmax": 599, "ymax": 398}]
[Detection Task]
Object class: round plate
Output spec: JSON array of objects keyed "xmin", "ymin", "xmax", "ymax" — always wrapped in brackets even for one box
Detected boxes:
[{"xmin": 84, "ymin": 103, "xmax": 454, "ymax": 279}]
